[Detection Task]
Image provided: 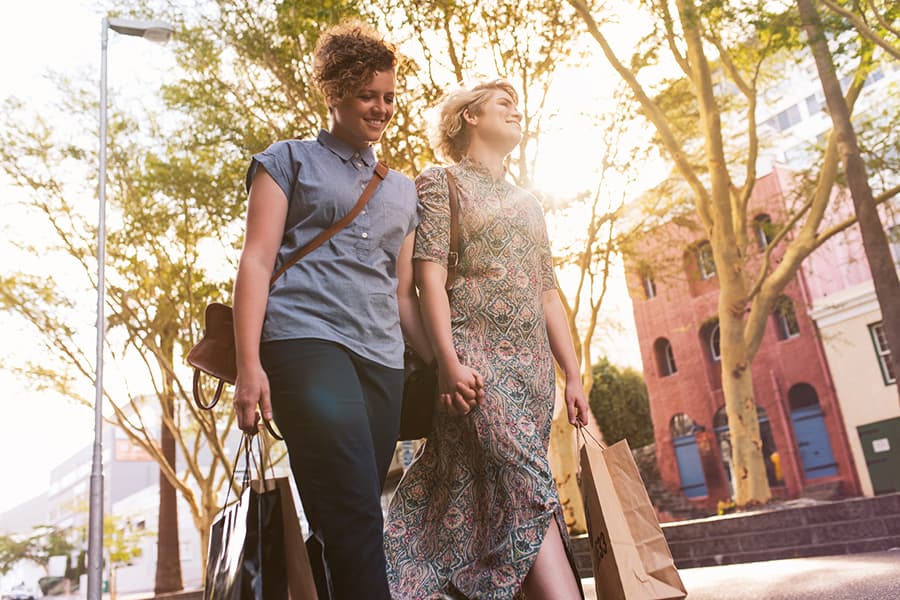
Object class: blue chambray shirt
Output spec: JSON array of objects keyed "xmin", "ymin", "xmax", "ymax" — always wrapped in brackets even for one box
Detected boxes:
[{"xmin": 245, "ymin": 130, "xmax": 419, "ymax": 369}]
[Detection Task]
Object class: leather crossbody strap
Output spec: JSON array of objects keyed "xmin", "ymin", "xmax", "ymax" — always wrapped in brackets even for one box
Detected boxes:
[
  {"xmin": 445, "ymin": 170, "xmax": 461, "ymax": 290},
  {"xmin": 268, "ymin": 160, "xmax": 389, "ymax": 285}
]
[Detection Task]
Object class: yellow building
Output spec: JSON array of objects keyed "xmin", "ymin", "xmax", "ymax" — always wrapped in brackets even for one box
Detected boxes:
[{"xmin": 810, "ymin": 280, "xmax": 899, "ymax": 496}]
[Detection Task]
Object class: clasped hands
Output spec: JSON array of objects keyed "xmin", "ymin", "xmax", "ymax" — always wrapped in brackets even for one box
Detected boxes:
[{"xmin": 437, "ymin": 359, "xmax": 485, "ymax": 416}]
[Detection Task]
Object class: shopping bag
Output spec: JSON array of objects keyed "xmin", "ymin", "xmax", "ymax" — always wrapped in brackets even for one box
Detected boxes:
[
  {"xmin": 205, "ymin": 484, "xmax": 288, "ymax": 600},
  {"xmin": 205, "ymin": 434, "xmax": 311, "ymax": 600},
  {"xmin": 251, "ymin": 477, "xmax": 318, "ymax": 600},
  {"xmin": 578, "ymin": 433, "xmax": 687, "ymax": 600}
]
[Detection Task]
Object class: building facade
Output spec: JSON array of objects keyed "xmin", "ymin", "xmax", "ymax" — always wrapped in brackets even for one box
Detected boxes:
[
  {"xmin": 803, "ymin": 184, "xmax": 900, "ymax": 497},
  {"xmin": 625, "ymin": 167, "xmax": 862, "ymax": 508}
]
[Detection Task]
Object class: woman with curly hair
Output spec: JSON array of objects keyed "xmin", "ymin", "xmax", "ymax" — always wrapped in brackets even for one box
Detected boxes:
[
  {"xmin": 231, "ymin": 21, "xmax": 478, "ymax": 599},
  {"xmin": 384, "ymin": 80, "xmax": 588, "ymax": 599}
]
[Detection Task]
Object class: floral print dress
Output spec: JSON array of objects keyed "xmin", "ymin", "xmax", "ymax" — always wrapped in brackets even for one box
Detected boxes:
[{"xmin": 384, "ymin": 159, "xmax": 583, "ymax": 599}]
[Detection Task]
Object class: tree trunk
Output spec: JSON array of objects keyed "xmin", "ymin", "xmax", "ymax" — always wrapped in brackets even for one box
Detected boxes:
[
  {"xmin": 720, "ymin": 309, "xmax": 772, "ymax": 505},
  {"xmin": 549, "ymin": 403, "xmax": 586, "ymax": 534},
  {"xmin": 797, "ymin": 0, "xmax": 900, "ymax": 404},
  {"xmin": 155, "ymin": 395, "xmax": 184, "ymax": 594}
]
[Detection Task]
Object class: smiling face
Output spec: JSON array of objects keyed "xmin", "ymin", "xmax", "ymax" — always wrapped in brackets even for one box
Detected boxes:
[
  {"xmin": 330, "ymin": 68, "xmax": 396, "ymax": 150},
  {"xmin": 467, "ymin": 88, "xmax": 523, "ymax": 153}
]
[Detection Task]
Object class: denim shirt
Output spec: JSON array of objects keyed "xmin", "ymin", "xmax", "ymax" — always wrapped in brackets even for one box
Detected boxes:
[{"xmin": 245, "ymin": 130, "xmax": 419, "ymax": 368}]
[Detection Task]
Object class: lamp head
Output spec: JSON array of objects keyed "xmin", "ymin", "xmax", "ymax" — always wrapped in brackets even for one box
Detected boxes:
[{"xmin": 107, "ymin": 17, "xmax": 175, "ymax": 43}]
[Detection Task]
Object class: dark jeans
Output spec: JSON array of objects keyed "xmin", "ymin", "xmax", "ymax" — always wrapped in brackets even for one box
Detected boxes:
[{"xmin": 260, "ymin": 338, "xmax": 403, "ymax": 600}]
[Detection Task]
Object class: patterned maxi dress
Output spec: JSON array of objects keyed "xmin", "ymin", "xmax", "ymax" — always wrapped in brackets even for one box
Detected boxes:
[{"xmin": 384, "ymin": 159, "xmax": 583, "ymax": 599}]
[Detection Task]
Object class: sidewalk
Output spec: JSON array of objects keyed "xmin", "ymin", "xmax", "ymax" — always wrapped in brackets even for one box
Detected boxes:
[{"xmin": 580, "ymin": 549, "xmax": 900, "ymax": 600}]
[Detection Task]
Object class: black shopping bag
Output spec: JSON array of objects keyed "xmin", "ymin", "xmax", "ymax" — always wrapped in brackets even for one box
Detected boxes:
[{"xmin": 205, "ymin": 435, "xmax": 289, "ymax": 600}]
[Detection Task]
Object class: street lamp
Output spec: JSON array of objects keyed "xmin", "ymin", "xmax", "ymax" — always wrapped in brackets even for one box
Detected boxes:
[{"xmin": 89, "ymin": 15, "xmax": 174, "ymax": 600}]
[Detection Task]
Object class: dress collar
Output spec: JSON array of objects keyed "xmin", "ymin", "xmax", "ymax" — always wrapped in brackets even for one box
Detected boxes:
[
  {"xmin": 457, "ymin": 156, "xmax": 507, "ymax": 184},
  {"xmin": 317, "ymin": 129, "xmax": 377, "ymax": 166}
]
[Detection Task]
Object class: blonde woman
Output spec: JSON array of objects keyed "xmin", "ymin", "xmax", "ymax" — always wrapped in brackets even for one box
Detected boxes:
[{"xmin": 385, "ymin": 81, "xmax": 588, "ymax": 599}]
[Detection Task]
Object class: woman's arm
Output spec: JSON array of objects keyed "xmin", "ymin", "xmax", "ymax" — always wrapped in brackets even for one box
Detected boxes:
[
  {"xmin": 397, "ymin": 231, "xmax": 433, "ymax": 363},
  {"xmin": 232, "ymin": 168, "xmax": 288, "ymax": 433},
  {"xmin": 416, "ymin": 260, "xmax": 483, "ymax": 415},
  {"xmin": 543, "ymin": 288, "xmax": 589, "ymax": 426}
]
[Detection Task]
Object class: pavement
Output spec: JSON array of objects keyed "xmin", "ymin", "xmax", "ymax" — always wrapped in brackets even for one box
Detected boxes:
[
  {"xmin": 580, "ymin": 550, "xmax": 900, "ymax": 599},
  {"xmin": 34, "ymin": 550, "xmax": 900, "ymax": 599}
]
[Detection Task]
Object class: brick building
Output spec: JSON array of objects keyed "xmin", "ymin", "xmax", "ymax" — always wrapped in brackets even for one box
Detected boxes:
[{"xmin": 625, "ymin": 166, "xmax": 861, "ymax": 509}]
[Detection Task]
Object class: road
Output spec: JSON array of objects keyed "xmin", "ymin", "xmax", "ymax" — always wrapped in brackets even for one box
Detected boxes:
[{"xmin": 581, "ymin": 550, "xmax": 900, "ymax": 600}]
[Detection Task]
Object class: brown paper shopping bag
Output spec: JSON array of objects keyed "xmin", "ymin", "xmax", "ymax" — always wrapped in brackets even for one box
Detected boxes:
[
  {"xmin": 253, "ymin": 477, "xmax": 318, "ymax": 600},
  {"xmin": 579, "ymin": 434, "xmax": 687, "ymax": 600}
]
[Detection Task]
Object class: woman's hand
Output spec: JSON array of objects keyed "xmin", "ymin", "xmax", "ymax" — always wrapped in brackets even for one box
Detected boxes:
[
  {"xmin": 436, "ymin": 360, "xmax": 484, "ymax": 416},
  {"xmin": 565, "ymin": 381, "xmax": 590, "ymax": 427},
  {"xmin": 234, "ymin": 362, "xmax": 272, "ymax": 434}
]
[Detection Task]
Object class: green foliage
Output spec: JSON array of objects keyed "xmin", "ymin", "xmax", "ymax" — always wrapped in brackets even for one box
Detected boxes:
[
  {"xmin": 588, "ymin": 357, "xmax": 654, "ymax": 448},
  {"xmin": 0, "ymin": 526, "xmax": 76, "ymax": 575},
  {"xmin": 104, "ymin": 517, "xmax": 151, "ymax": 567}
]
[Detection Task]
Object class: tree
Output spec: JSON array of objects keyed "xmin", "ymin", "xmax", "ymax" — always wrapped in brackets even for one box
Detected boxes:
[
  {"xmin": 104, "ymin": 517, "xmax": 153, "ymax": 600},
  {"xmin": 588, "ymin": 357, "xmax": 654, "ymax": 448},
  {"xmin": 387, "ymin": 0, "xmax": 649, "ymax": 532},
  {"xmin": 796, "ymin": 0, "xmax": 900, "ymax": 405},
  {"xmin": 0, "ymin": 526, "xmax": 76, "ymax": 576},
  {"xmin": 0, "ymin": 2, "xmax": 630, "ymax": 568},
  {"xmin": 820, "ymin": 0, "xmax": 900, "ymax": 60},
  {"xmin": 566, "ymin": 0, "xmax": 899, "ymax": 505}
]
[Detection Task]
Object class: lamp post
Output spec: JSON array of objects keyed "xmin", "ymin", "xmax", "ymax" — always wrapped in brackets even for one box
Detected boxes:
[{"xmin": 89, "ymin": 16, "xmax": 174, "ymax": 600}]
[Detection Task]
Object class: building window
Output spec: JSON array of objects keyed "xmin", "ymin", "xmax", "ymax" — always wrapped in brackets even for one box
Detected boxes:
[
  {"xmin": 888, "ymin": 224, "xmax": 900, "ymax": 266},
  {"xmin": 805, "ymin": 93, "xmax": 824, "ymax": 115},
  {"xmin": 775, "ymin": 104, "xmax": 802, "ymax": 130},
  {"xmin": 642, "ymin": 270, "xmax": 657, "ymax": 299},
  {"xmin": 753, "ymin": 214, "xmax": 774, "ymax": 249},
  {"xmin": 708, "ymin": 322, "xmax": 721, "ymax": 362},
  {"xmin": 670, "ymin": 413, "xmax": 698, "ymax": 437},
  {"xmin": 655, "ymin": 338, "xmax": 678, "ymax": 376},
  {"xmin": 774, "ymin": 297, "xmax": 800, "ymax": 340},
  {"xmin": 696, "ymin": 241, "xmax": 716, "ymax": 280},
  {"xmin": 864, "ymin": 68, "xmax": 884, "ymax": 87},
  {"xmin": 869, "ymin": 322, "xmax": 896, "ymax": 384}
]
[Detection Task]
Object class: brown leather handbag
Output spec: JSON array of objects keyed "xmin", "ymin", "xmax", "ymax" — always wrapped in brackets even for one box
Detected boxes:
[
  {"xmin": 397, "ymin": 169, "xmax": 461, "ymax": 441},
  {"xmin": 187, "ymin": 161, "xmax": 389, "ymax": 417}
]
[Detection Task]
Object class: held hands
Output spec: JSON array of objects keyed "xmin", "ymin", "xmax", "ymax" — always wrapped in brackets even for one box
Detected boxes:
[
  {"xmin": 565, "ymin": 381, "xmax": 590, "ymax": 427},
  {"xmin": 437, "ymin": 359, "xmax": 485, "ymax": 417},
  {"xmin": 234, "ymin": 363, "xmax": 273, "ymax": 434}
]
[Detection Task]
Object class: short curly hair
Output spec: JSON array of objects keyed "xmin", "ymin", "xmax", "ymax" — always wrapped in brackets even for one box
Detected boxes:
[
  {"xmin": 312, "ymin": 21, "xmax": 399, "ymax": 107},
  {"xmin": 432, "ymin": 80, "xmax": 519, "ymax": 163}
]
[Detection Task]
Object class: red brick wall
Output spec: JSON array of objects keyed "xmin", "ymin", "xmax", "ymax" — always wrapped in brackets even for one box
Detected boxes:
[{"xmin": 625, "ymin": 169, "xmax": 861, "ymax": 507}]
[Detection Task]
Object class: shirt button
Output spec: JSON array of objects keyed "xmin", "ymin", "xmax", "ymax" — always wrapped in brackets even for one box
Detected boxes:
[
  {"xmin": 362, "ymin": 210, "xmax": 367, "ymax": 215},
  {"xmin": 361, "ymin": 232, "xmax": 369, "ymax": 239}
]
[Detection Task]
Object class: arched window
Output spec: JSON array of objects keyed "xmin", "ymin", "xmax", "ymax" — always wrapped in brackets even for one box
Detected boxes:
[
  {"xmin": 754, "ymin": 214, "xmax": 774, "ymax": 249},
  {"xmin": 701, "ymin": 320, "xmax": 721, "ymax": 362},
  {"xmin": 641, "ymin": 269, "xmax": 657, "ymax": 299},
  {"xmin": 670, "ymin": 413, "xmax": 698, "ymax": 437},
  {"xmin": 655, "ymin": 338, "xmax": 677, "ymax": 376},
  {"xmin": 774, "ymin": 296, "xmax": 800, "ymax": 340},
  {"xmin": 696, "ymin": 241, "xmax": 716, "ymax": 280},
  {"xmin": 788, "ymin": 382, "xmax": 819, "ymax": 411}
]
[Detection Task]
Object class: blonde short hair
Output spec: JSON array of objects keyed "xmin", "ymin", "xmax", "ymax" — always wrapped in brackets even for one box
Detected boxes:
[
  {"xmin": 432, "ymin": 80, "xmax": 519, "ymax": 163},
  {"xmin": 312, "ymin": 21, "xmax": 398, "ymax": 107}
]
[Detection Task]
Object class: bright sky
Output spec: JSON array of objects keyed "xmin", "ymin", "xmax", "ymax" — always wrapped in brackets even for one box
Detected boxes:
[
  {"xmin": 0, "ymin": 0, "xmax": 178, "ymax": 515},
  {"xmin": 0, "ymin": 1, "xmax": 644, "ymax": 515}
]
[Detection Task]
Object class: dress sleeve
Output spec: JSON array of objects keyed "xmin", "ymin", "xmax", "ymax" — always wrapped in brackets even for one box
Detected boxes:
[
  {"xmin": 245, "ymin": 140, "xmax": 296, "ymax": 201},
  {"xmin": 413, "ymin": 167, "xmax": 451, "ymax": 266}
]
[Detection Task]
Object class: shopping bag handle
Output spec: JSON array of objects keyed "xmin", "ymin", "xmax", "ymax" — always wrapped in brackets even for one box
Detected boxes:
[
  {"xmin": 577, "ymin": 424, "xmax": 607, "ymax": 449},
  {"xmin": 220, "ymin": 433, "xmax": 277, "ymax": 509}
]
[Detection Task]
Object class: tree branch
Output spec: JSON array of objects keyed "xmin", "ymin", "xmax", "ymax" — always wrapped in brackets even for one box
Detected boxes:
[{"xmin": 821, "ymin": 0, "xmax": 900, "ymax": 60}]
